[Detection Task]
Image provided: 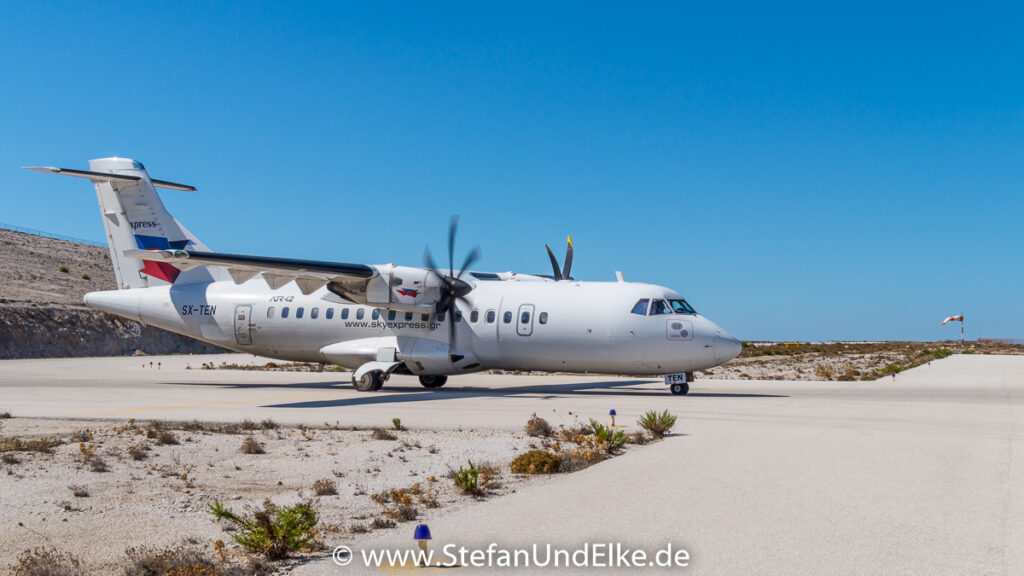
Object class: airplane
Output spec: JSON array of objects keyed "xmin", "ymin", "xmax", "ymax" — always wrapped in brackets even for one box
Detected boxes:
[{"xmin": 26, "ymin": 157, "xmax": 741, "ymax": 395}]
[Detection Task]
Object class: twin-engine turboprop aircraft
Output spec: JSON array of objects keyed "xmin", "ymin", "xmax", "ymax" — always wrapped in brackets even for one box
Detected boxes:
[{"xmin": 26, "ymin": 158, "xmax": 741, "ymax": 394}]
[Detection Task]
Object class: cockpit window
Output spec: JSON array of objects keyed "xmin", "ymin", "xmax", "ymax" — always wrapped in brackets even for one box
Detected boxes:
[
  {"xmin": 630, "ymin": 299, "xmax": 649, "ymax": 315},
  {"xmin": 650, "ymin": 299, "xmax": 671, "ymax": 315},
  {"xmin": 669, "ymin": 299, "xmax": 696, "ymax": 314}
]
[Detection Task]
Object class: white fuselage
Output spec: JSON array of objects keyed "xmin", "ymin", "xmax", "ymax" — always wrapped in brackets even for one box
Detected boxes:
[{"xmin": 85, "ymin": 277, "xmax": 741, "ymax": 376}]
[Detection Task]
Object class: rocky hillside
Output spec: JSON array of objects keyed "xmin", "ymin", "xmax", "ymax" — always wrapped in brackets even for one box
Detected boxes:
[{"xmin": 0, "ymin": 228, "xmax": 224, "ymax": 358}]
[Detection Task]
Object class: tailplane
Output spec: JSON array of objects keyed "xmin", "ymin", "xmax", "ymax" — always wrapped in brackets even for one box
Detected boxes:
[{"xmin": 25, "ymin": 158, "xmax": 220, "ymax": 288}]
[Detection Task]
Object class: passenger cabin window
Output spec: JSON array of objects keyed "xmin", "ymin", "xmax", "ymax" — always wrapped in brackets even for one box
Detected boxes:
[
  {"xmin": 650, "ymin": 300, "xmax": 671, "ymax": 315},
  {"xmin": 438, "ymin": 312, "xmax": 446, "ymax": 322},
  {"xmin": 296, "ymin": 307, "xmax": 304, "ymax": 319},
  {"xmin": 631, "ymin": 299, "xmax": 649, "ymax": 316},
  {"xmin": 421, "ymin": 314, "xmax": 429, "ymax": 322},
  {"xmin": 503, "ymin": 311, "xmax": 513, "ymax": 324},
  {"xmin": 311, "ymin": 307, "xmax": 319, "ymax": 319},
  {"xmin": 372, "ymin": 309, "xmax": 380, "ymax": 320},
  {"xmin": 470, "ymin": 310, "xmax": 479, "ymax": 323},
  {"xmin": 342, "ymin": 308, "xmax": 350, "ymax": 319},
  {"xmin": 326, "ymin": 308, "xmax": 334, "ymax": 320},
  {"xmin": 267, "ymin": 306, "xmax": 275, "ymax": 319},
  {"xmin": 281, "ymin": 307, "xmax": 290, "ymax": 318},
  {"xmin": 539, "ymin": 312, "xmax": 548, "ymax": 324},
  {"xmin": 405, "ymin": 312, "xmax": 413, "ymax": 321},
  {"xmin": 356, "ymin": 309, "xmax": 365, "ymax": 320},
  {"xmin": 521, "ymin": 311, "xmax": 530, "ymax": 324},
  {"xmin": 455, "ymin": 311, "xmax": 463, "ymax": 323},
  {"xmin": 669, "ymin": 299, "xmax": 696, "ymax": 314},
  {"xmin": 388, "ymin": 310, "xmax": 397, "ymax": 321},
  {"xmin": 486, "ymin": 310, "xmax": 496, "ymax": 323}
]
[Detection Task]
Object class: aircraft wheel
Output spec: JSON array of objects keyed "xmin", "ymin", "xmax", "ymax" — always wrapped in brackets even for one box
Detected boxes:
[
  {"xmin": 670, "ymin": 381, "xmax": 689, "ymax": 396},
  {"xmin": 418, "ymin": 375, "xmax": 448, "ymax": 389},
  {"xmin": 353, "ymin": 370, "xmax": 383, "ymax": 392}
]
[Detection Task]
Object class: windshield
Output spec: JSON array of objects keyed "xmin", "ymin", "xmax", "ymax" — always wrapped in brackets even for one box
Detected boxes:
[
  {"xmin": 669, "ymin": 299, "xmax": 696, "ymax": 314},
  {"xmin": 650, "ymin": 299, "xmax": 671, "ymax": 315}
]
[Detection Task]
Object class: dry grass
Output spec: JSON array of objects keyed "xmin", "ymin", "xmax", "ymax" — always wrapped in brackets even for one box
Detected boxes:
[
  {"xmin": 524, "ymin": 413, "xmax": 552, "ymax": 437},
  {"xmin": 239, "ymin": 435, "xmax": 265, "ymax": 455},
  {"xmin": 312, "ymin": 478, "xmax": 338, "ymax": 496},
  {"xmin": 10, "ymin": 547, "xmax": 86, "ymax": 576}
]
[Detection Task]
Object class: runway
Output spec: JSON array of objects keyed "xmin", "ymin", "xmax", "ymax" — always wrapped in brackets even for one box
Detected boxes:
[{"xmin": 1, "ymin": 353, "xmax": 1022, "ymax": 574}]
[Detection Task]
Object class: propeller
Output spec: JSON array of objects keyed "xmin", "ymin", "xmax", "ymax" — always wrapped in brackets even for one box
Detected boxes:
[
  {"xmin": 424, "ymin": 216, "xmax": 480, "ymax": 353},
  {"xmin": 544, "ymin": 235, "xmax": 574, "ymax": 281}
]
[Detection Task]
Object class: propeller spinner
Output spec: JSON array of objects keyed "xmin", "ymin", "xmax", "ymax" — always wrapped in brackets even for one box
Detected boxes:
[{"xmin": 424, "ymin": 216, "xmax": 480, "ymax": 353}]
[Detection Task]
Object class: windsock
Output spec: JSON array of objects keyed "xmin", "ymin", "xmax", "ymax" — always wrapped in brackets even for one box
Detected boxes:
[{"xmin": 941, "ymin": 315, "xmax": 964, "ymax": 326}]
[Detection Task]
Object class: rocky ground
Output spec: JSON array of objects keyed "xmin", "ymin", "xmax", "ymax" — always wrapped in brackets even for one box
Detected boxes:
[
  {"xmin": 1, "ymin": 414, "xmax": 613, "ymax": 574},
  {"xmin": 0, "ymin": 228, "xmax": 223, "ymax": 358},
  {"xmin": 699, "ymin": 340, "xmax": 1024, "ymax": 381}
]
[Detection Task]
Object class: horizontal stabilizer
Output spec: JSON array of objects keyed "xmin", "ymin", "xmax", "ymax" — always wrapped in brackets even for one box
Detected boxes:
[{"xmin": 23, "ymin": 166, "xmax": 196, "ymax": 191}]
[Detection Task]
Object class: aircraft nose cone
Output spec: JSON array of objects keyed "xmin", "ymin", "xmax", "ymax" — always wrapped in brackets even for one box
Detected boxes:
[{"xmin": 714, "ymin": 330, "xmax": 742, "ymax": 363}]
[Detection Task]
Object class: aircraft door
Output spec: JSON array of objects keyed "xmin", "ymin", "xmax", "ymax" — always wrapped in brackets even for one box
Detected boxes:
[
  {"xmin": 517, "ymin": 304, "xmax": 535, "ymax": 336},
  {"xmin": 234, "ymin": 305, "xmax": 254, "ymax": 345}
]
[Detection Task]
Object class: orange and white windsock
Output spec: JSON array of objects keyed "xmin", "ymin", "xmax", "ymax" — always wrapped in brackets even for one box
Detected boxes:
[{"xmin": 942, "ymin": 315, "xmax": 964, "ymax": 326}]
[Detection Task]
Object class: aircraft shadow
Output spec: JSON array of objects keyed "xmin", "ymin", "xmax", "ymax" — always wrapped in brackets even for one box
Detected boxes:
[{"xmin": 163, "ymin": 379, "xmax": 788, "ymax": 408}]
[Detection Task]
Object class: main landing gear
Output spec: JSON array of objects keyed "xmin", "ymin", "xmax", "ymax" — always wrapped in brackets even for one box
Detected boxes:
[
  {"xmin": 670, "ymin": 381, "xmax": 690, "ymax": 396},
  {"xmin": 352, "ymin": 370, "xmax": 385, "ymax": 392},
  {"xmin": 418, "ymin": 375, "xmax": 448, "ymax": 389}
]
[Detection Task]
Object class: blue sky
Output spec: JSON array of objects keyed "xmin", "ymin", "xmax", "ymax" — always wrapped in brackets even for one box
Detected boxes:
[{"xmin": 2, "ymin": 1, "xmax": 1021, "ymax": 341}]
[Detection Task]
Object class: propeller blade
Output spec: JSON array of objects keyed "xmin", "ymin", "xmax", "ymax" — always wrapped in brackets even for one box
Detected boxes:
[
  {"xmin": 545, "ymin": 245, "xmax": 563, "ymax": 281},
  {"xmin": 448, "ymin": 298, "xmax": 457, "ymax": 349},
  {"xmin": 457, "ymin": 246, "xmax": 481, "ymax": 279},
  {"xmin": 447, "ymin": 216, "xmax": 458, "ymax": 278},
  {"xmin": 562, "ymin": 235, "xmax": 574, "ymax": 280}
]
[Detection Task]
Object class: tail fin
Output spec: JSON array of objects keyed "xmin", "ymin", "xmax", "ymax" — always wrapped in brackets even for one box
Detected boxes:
[{"xmin": 26, "ymin": 157, "xmax": 220, "ymax": 289}]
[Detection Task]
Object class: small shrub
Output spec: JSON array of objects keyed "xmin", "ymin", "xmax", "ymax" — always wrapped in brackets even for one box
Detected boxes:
[
  {"xmin": 241, "ymin": 418, "xmax": 258, "ymax": 430},
  {"xmin": 371, "ymin": 517, "xmax": 396, "ymax": 530},
  {"xmin": 391, "ymin": 417, "xmax": 404, "ymax": 431},
  {"xmin": 208, "ymin": 499, "xmax": 319, "ymax": 560},
  {"xmin": 70, "ymin": 429, "xmax": 92, "ymax": 442},
  {"xmin": 80, "ymin": 274, "xmax": 90, "ymax": 280},
  {"xmin": 259, "ymin": 418, "xmax": 279, "ymax": 430},
  {"xmin": 240, "ymin": 435, "xmax": 265, "ymax": 454},
  {"xmin": 11, "ymin": 547, "xmax": 85, "ymax": 576},
  {"xmin": 2, "ymin": 453, "xmax": 20, "ymax": 464},
  {"xmin": 510, "ymin": 450, "xmax": 562, "ymax": 474},
  {"xmin": 128, "ymin": 443, "xmax": 150, "ymax": 461},
  {"xmin": 371, "ymin": 428, "xmax": 396, "ymax": 441},
  {"xmin": 454, "ymin": 460, "xmax": 483, "ymax": 495},
  {"xmin": 69, "ymin": 484, "xmax": 89, "ymax": 497},
  {"xmin": 147, "ymin": 424, "xmax": 179, "ymax": 445},
  {"xmin": 637, "ymin": 410, "xmax": 677, "ymax": 439},
  {"xmin": 524, "ymin": 413, "xmax": 552, "ymax": 437},
  {"xmin": 370, "ymin": 486, "xmax": 431, "ymax": 522},
  {"xmin": 0, "ymin": 436, "xmax": 62, "ymax": 454},
  {"xmin": 89, "ymin": 456, "xmax": 109, "ymax": 473},
  {"xmin": 0, "ymin": 411, "xmax": 11, "ymax": 418},
  {"xmin": 58, "ymin": 266, "xmax": 69, "ymax": 273},
  {"xmin": 814, "ymin": 363, "xmax": 836, "ymax": 380},
  {"xmin": 312, "ymin": 478, "xmax": 338, "ymax": 496},
  {"xmin": 586, "ymin": 419, "xmax": 628, "ymax": 453}
]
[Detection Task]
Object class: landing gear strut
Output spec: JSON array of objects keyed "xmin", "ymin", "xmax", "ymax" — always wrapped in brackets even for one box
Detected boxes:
[
  {"xmin": 670, "ymin": 381, "xmax": 689, "ymax": 396},
  {"xmin": 353, "ymin": 370, "xmax": 385, "ymax": 392},
  {"xmin": 418, "ymin": 375, "xmax": 448, "ymax": 389}
]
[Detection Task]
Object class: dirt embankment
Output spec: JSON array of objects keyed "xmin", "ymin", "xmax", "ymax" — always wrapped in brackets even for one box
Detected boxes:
[{"xmin": 0, "ymin": 228, "xmax": 223, "ymax": 359}]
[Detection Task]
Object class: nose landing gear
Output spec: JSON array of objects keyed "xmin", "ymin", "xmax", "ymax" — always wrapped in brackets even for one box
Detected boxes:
[{"xmin": 670, "ymin": 381, "xmax": 690, "ymax": 395}]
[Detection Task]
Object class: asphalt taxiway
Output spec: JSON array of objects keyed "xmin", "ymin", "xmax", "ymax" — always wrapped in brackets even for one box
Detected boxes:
[{"xmin": 1, "ymin": 353, "xmax": 1021, "ymax": 574}]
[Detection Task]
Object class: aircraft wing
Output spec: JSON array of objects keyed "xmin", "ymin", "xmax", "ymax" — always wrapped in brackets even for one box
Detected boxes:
[{"xmin": 124, "ymin": 249, "xmax": 377, "ymax": 294}]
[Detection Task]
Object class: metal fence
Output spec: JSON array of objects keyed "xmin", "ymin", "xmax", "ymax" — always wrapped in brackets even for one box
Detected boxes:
[{"xmin": 0, "ymin": 222, "xmax": 107, "ymax": 247}]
